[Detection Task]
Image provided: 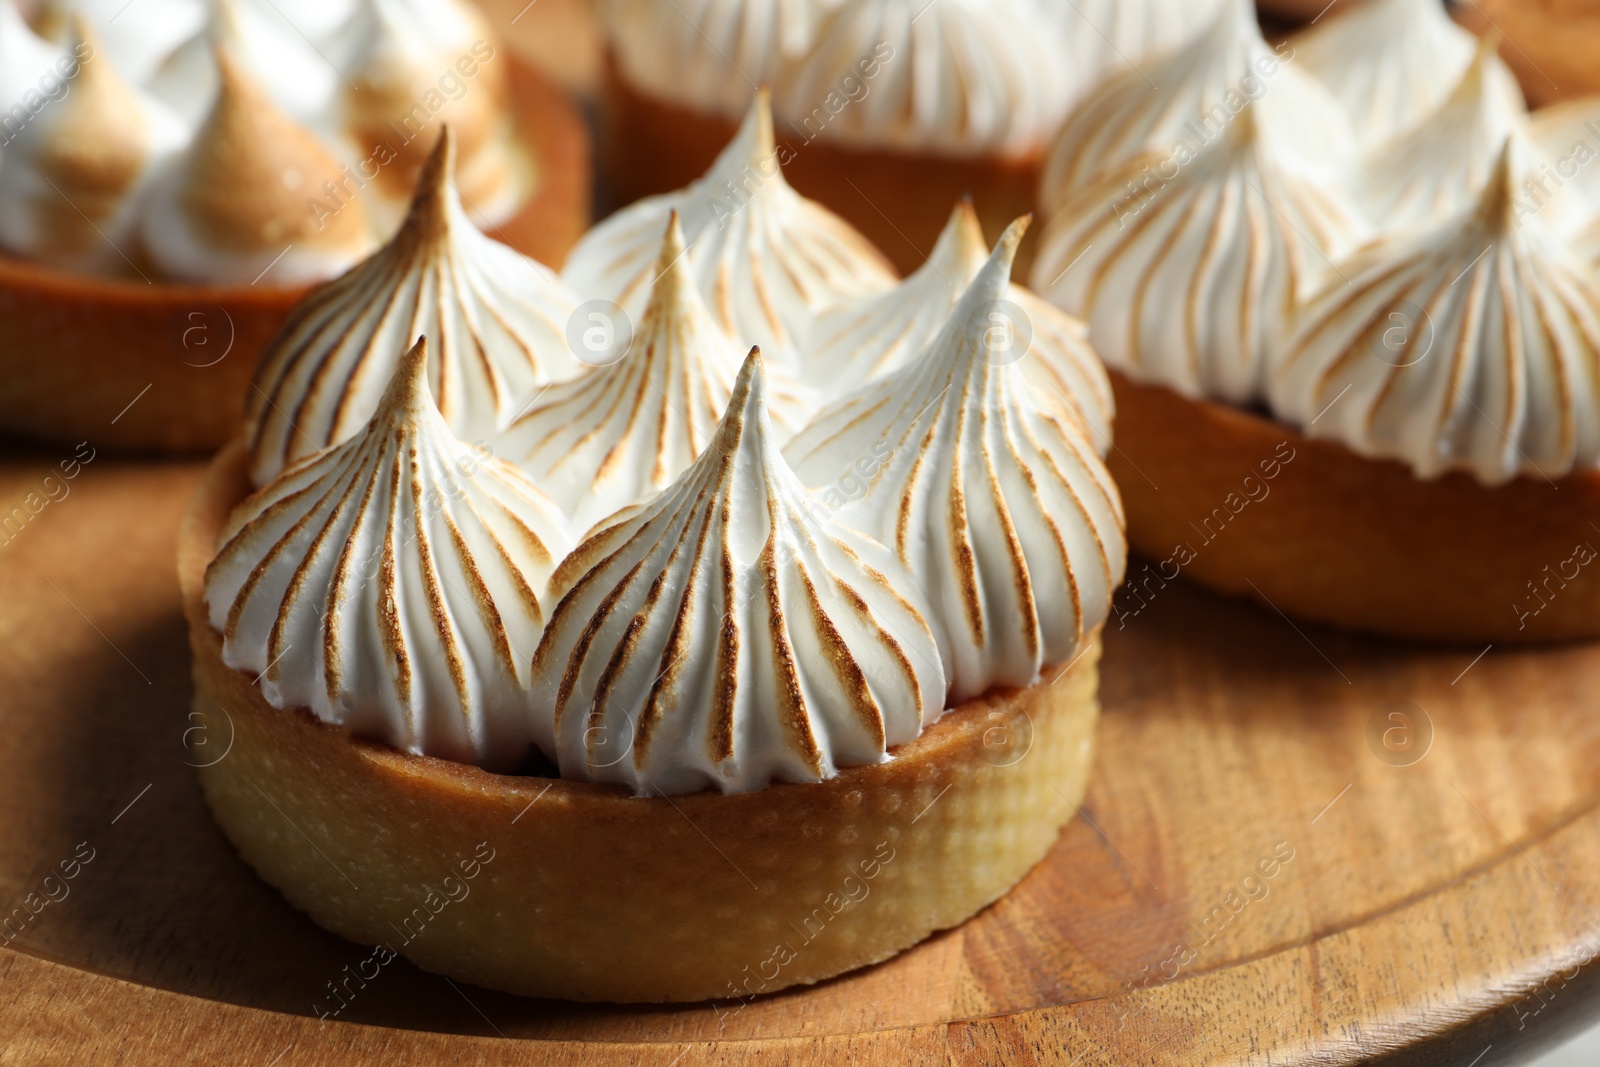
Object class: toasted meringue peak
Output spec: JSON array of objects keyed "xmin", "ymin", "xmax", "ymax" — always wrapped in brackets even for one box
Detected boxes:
[
  {"xmin": 788, "ymin": 220, "xmax": 1127, "ymax": 702},
  {"xmin": 334, "ymin": 0, "xmax": 522, "ymax": 233},
  {"xmin": 499, "ymin": 213, "xmax": 813, "ymax": 535},
  {"xmin": 1292, "ymin": 0, "xmax": 1522, "ymax": 153},
  {"xmin": 1273, "ymin": 142, "xmax": 1600, "ymax": 486},
  {"xmin": 604, "ymin": 0, "xmax": 843, "ymax": 119},
  {"xmin": 1038, "ymin": 0, "xmax": 1353, "ymax": 216},
  {"xmin": 1033, "ymin": 105, "xmax": 1365, "ymax": 405},
  {"xmin": 206, "ymin": 339, "xmax": 572, "ymax": 771},
  {"xmin": 802, "ymin": 200, "xmax": 1114, "ymax": 449},
  {"xmin": 32, "ymin": 0, "xmax": 204, "ymax": 84},
  {"xmin": 773, "ymin": 0, "xmax": 1067, "ymax": 156},
  {"xmin": 1529, "ymin": 96, "xmax": 1600, "ymax": 220},
  {"xmin": 0, "ymin": 18, "xmax": 184, "ymax": 274},
  {"xmin": 141, "ymin": 48, "xmax": 377, "ymax": 285},
  {"xmin": 246, "ymin": 128, "xmax": 579, "ymax": 487},
  {"xmin": 1352, "ymin": 33, "xmax": 1534, "ymax": 232},
  {"xmin": 561, "ymin": 91, "xmax": 895, "ymax": 364},
  {"xmin": 147, "ymin": 0, "xmax": 339, "ymax": 127},
  {"xmin": 530, "ymin": 350, "xmax": 945, "ymax": 795}
]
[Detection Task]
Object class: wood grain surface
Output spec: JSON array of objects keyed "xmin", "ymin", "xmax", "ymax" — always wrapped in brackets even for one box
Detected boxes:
[{"xmin": 3, "ymin": 437, "xmax": 1600, "ymax": 1065}]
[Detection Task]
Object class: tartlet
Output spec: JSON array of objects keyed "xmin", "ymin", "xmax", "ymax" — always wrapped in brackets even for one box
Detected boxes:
[
  {"xmin": 180, "ymin": 210, "xmax": 1125, "ymax": 999},
  {"xmin": 597, "ymin": 0, "xmax": 1222, "ymax": 273},
  {"xmin": 1033, "ymin": 0, "xmax": 1600, "ymax": 643},
  {"xmin": 0, "ymin": 0, "xmax": 589, "ymax": 453}
]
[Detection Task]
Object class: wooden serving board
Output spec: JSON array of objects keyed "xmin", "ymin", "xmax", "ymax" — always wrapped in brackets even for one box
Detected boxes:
[{"xmin": 3, "ymin": 440, "xmax": 1600, "ymax": 1066}]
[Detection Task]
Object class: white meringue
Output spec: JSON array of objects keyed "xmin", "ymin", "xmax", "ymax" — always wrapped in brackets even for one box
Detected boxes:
[
  {"xmin": 1272, "ymin": 142, "xmax": 1600, "ymax": 486},
  {"xmin": 0, "ymin": 19, "xmax": 185, "ymax": 274},
  {"xmin": 1037, "ymin": 0, "xmax": 1226, "ymax": 106},
  {"xmin": 141, "ymin": 50, "xmax": 377, "ymax": 285},
  {"xmin": 1038, "ymin": 0, "xmax": 1353, "ymax": 216},
  {"xmin": 1528, "ymin": 96, "xmax": 1600, "ymax": 221},
  {"xmin": 773, "ymin": 0, "xmax": 1066, "ymax": 157},
  {"xmin": 246, "ymin": 127, "xmax": 578, "ymax": 488},
  {"xmin": 802, "ymin": 200, "xmax": 1113, "ymax": 450},
  {"xmin": 32, "ymin": 0, "xmax": 205, "ymax": 85},
  {"xmin": 206, "ymin": 338, "xmax": 573, "ymax": 771},
  {"xmin": 1032, "ymin": 105, "xmax": 1364, "ymax": 405},
  {"xmin": 1291, "ymin": 0, "xmax": 1522, "ymax": 153},
  {"xmin": 499, "ymin": 212, "xmax": 812, "ymax": 536},
  {"xmin": 604, "ymin": 0, "xmax": 842, "ymax": 120},
  {"xmin": 531, "ymin": 350, "xmax": 945, "ymax": 795},
  {"xmin": 1351, "ymin": 35, "xmax": 1526, "ymax": 233},
  {"xmin": 561, "ymin": 90, "xmax": 895, "ymax": 365},
  {"xmin": 148, "ymin": 0, "xmax": 341, "ymax": 128},
  {"xmin": 1, "ymin": 1, "xmax": 64, "ymax": 124},
  {"xmin": 787, "ymin": 219, "xmax": 1126, "ymax": 703}
]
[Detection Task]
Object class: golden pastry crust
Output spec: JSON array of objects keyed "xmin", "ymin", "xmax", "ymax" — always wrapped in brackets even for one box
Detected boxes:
[
  {"xmin": 601, "ymin": 57, "xmax": 1042, "ymax": 277},
  {"xmin": 178, "ymin": 440, "xmax": 1102, "ymax": 1003},
  {"xmin": 0, "ymin": 57, "xmax": 589, "ymax": 454},
  {"xmin": 1107, "ymin": 370, "xmax": 1600, "ymax": 644}
]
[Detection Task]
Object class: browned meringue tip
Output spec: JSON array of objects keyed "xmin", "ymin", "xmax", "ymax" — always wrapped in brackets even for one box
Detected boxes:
[
  {"xmin": 947, "ymin": 198, "xmax": 988, "ymax": 260},
  {"xmin": 748, "ymin": 87, "xmax": 777, "ymax": 160},
  {"xmin": 376, "ymin": 336, "xmax": 435, "ymax": 418},
  {"xmin": 649, "ymin": 210, "xmax": 691, "ymax": 298},
  {"xmin": 403, "ymin": 125, "xmax": 458, "ymax": 235},
  {"xmin": 1478, "ymin": 136, "xmax": 1519, "ymax": 225}
]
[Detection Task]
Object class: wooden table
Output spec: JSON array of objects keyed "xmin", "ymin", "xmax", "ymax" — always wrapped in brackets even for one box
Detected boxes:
[{"xmin": 1, "ymin": 440, "xmax": 1598, "ymax": 1065}]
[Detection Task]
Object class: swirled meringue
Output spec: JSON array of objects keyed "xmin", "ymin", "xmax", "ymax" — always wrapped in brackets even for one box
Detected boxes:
[
  {"xmin": 530, "ymin": 350, "xmax": 945, "ymax": 795},
  {"xmin": 32, "ymin": 0, "xmax": 205, "ymax": 85},
  {"xmin": 331, "ymin": 0, "xmax": 523, "ymax": 233},
  {"xmin": 141, "ymin": 49, "xmax": 377, "ymax": 285},
  {"xmin": 802, "ymin": 200, "xmax": 1113, "ymax": 449},
  {"xmin": 603, "ymin": 0, "xmax": 842, "ymax": 119},
  {"xmin": 1032, "ymin": 106, "xmax": 1364, "ymax": 405},
  {"xmin": 772, "ymin": 0, "xmax": 1065, "ymax": 157},
  {"xmin": 1291, "ymin": 0, "xmax": 1522, "ymax": 153},
  {"xmin": 499, "ymin": 212, "xmax": 811, "ymax": 535},
  {"xmin": 1, "ymin": 1, "xmax": 63, "ymax": 122},
  {"xmin": 1038, "ymin": 0, "xmax": 1225, "ymax": 106},
  {"xmin": 561, "ymin": 90, "xmax": 895, "ymax": 364},
  {"xmin": 1529, "ymin": 96, "xmax": 1600, "ymax": 221},
  {"xmin": 206, "ymin": 338, "xmax": 573, "ymax": 770},
  {"xmin": 1038, "ymin": 0, "xmax": 1353, "ymax": 216},
  {"xmin": 1272, "ymin": 142, "xmax": 1600, "ymax": 486},
  {"xmin": 246, "ymin": 127, "xmax": 578, "ymax": 488},
  {"xmin": 0, "ymin": 19, "xmax": 184, "ymax": 274},
  {"xmin": 1351, "ymin": 36, "xmax": 1526, "ymax": 233},
  {"xmin": 147, "ymin": 0, "xmax": 341, "ymax": 128},
  {"xmin": 787, "ymin": 219, "xmax": 1126, "ymax": 703}
]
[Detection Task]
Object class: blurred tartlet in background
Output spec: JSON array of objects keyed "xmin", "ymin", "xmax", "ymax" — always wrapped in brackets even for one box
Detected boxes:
[
  {"xmin": 0, "ymin": 0, "xmax": 589, "ymax": 452},
  {"xmin": 596, "ymin": 0, "xmax": 1227, "ymax": 273}
]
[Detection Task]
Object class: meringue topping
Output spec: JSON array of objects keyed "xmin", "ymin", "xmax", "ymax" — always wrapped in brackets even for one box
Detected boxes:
[
  {"xmin": 1, "ymin": 1, "xmax": 62, "ymax": 121},
  {"xmin": 499, "ymin": 211, "xmax": 812, "ymax": 535},
  {"xmin": 530, "ymin": 350, "xmax": 945, "ymax": 795},
  {"xmin": 773, "ymin": 0, "xmax": 1067, "ymax": 157},
  {"xmin": 335, "ymin": 0, "xmax": 523, "ymax": 232},
  {"xmin": 1032, "ymin": 105, "xmax": 1364, "ymax": 405},
  {"xmin": 1272, "ymin": 142, "xmax": 1600, "ymax": 486},
  {"xmin": 1352, "ymin": 34, "xmax": 1528, "ymax": 233},
  {"xmin": 604, "ymin": 0, "xmax": 841, "ymax": 119},
  {"xmin": 147, "ymin": 0, "xmax": 340, "ymax": 128},
  {"xmin": 1038, "ymin": 0, "xmax": 1353, "ymax": 216},
  {"xmin": 206, "ymin": 338, "xmax": 572, "ymax": 771},
  {"xmin": 1529, "ymin": 96, "xmax": 1600, "ymax": 221},
  {"xmin": 0, "ymin": 19, "xmax": 184, "ymax": 274},
  {"xmin": 1040, "ymin": 0, "xmax": 1225, "ymax": 107},
  {"xmin": 246, "ymin": 127, "xmax": 578, "ymax": 488},
  {"xmin": 787, "ymin": 219, "xmax": 1126, "ymax": 702},
  {"xmin": 32, "ymin": 0, "xmax": 205, "ymax": 85},
  {"xmin": 803, "ymin": 200, "xmax": 1113, "ymax": 449},
  {"xmin": 1292, "ymin": 0, "xmax": 1522, "ymax": 153},
  {"xmin": 141, "ymin": 49, "xmax": 377, "ymax": 285},
  {"xmin": 560, "ymin": 90, "xmax": 895, "ymax": 364}
]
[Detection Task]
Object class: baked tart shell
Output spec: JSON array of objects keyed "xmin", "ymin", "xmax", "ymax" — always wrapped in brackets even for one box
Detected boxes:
[
  {"xmin": 178, "ymin": 440, "xmax": 1102, "ymax": 1003},
  {"xmin": 600, "ymin": 57, "xmax": 1042, "ymax": 278},
  {"xmin": 1108, "ymin": 370, "xmax": 1600, "ymax": 644},
  {"xmin": 0, "ymin": 57, "xmax": 590, "ymax": 456}
]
